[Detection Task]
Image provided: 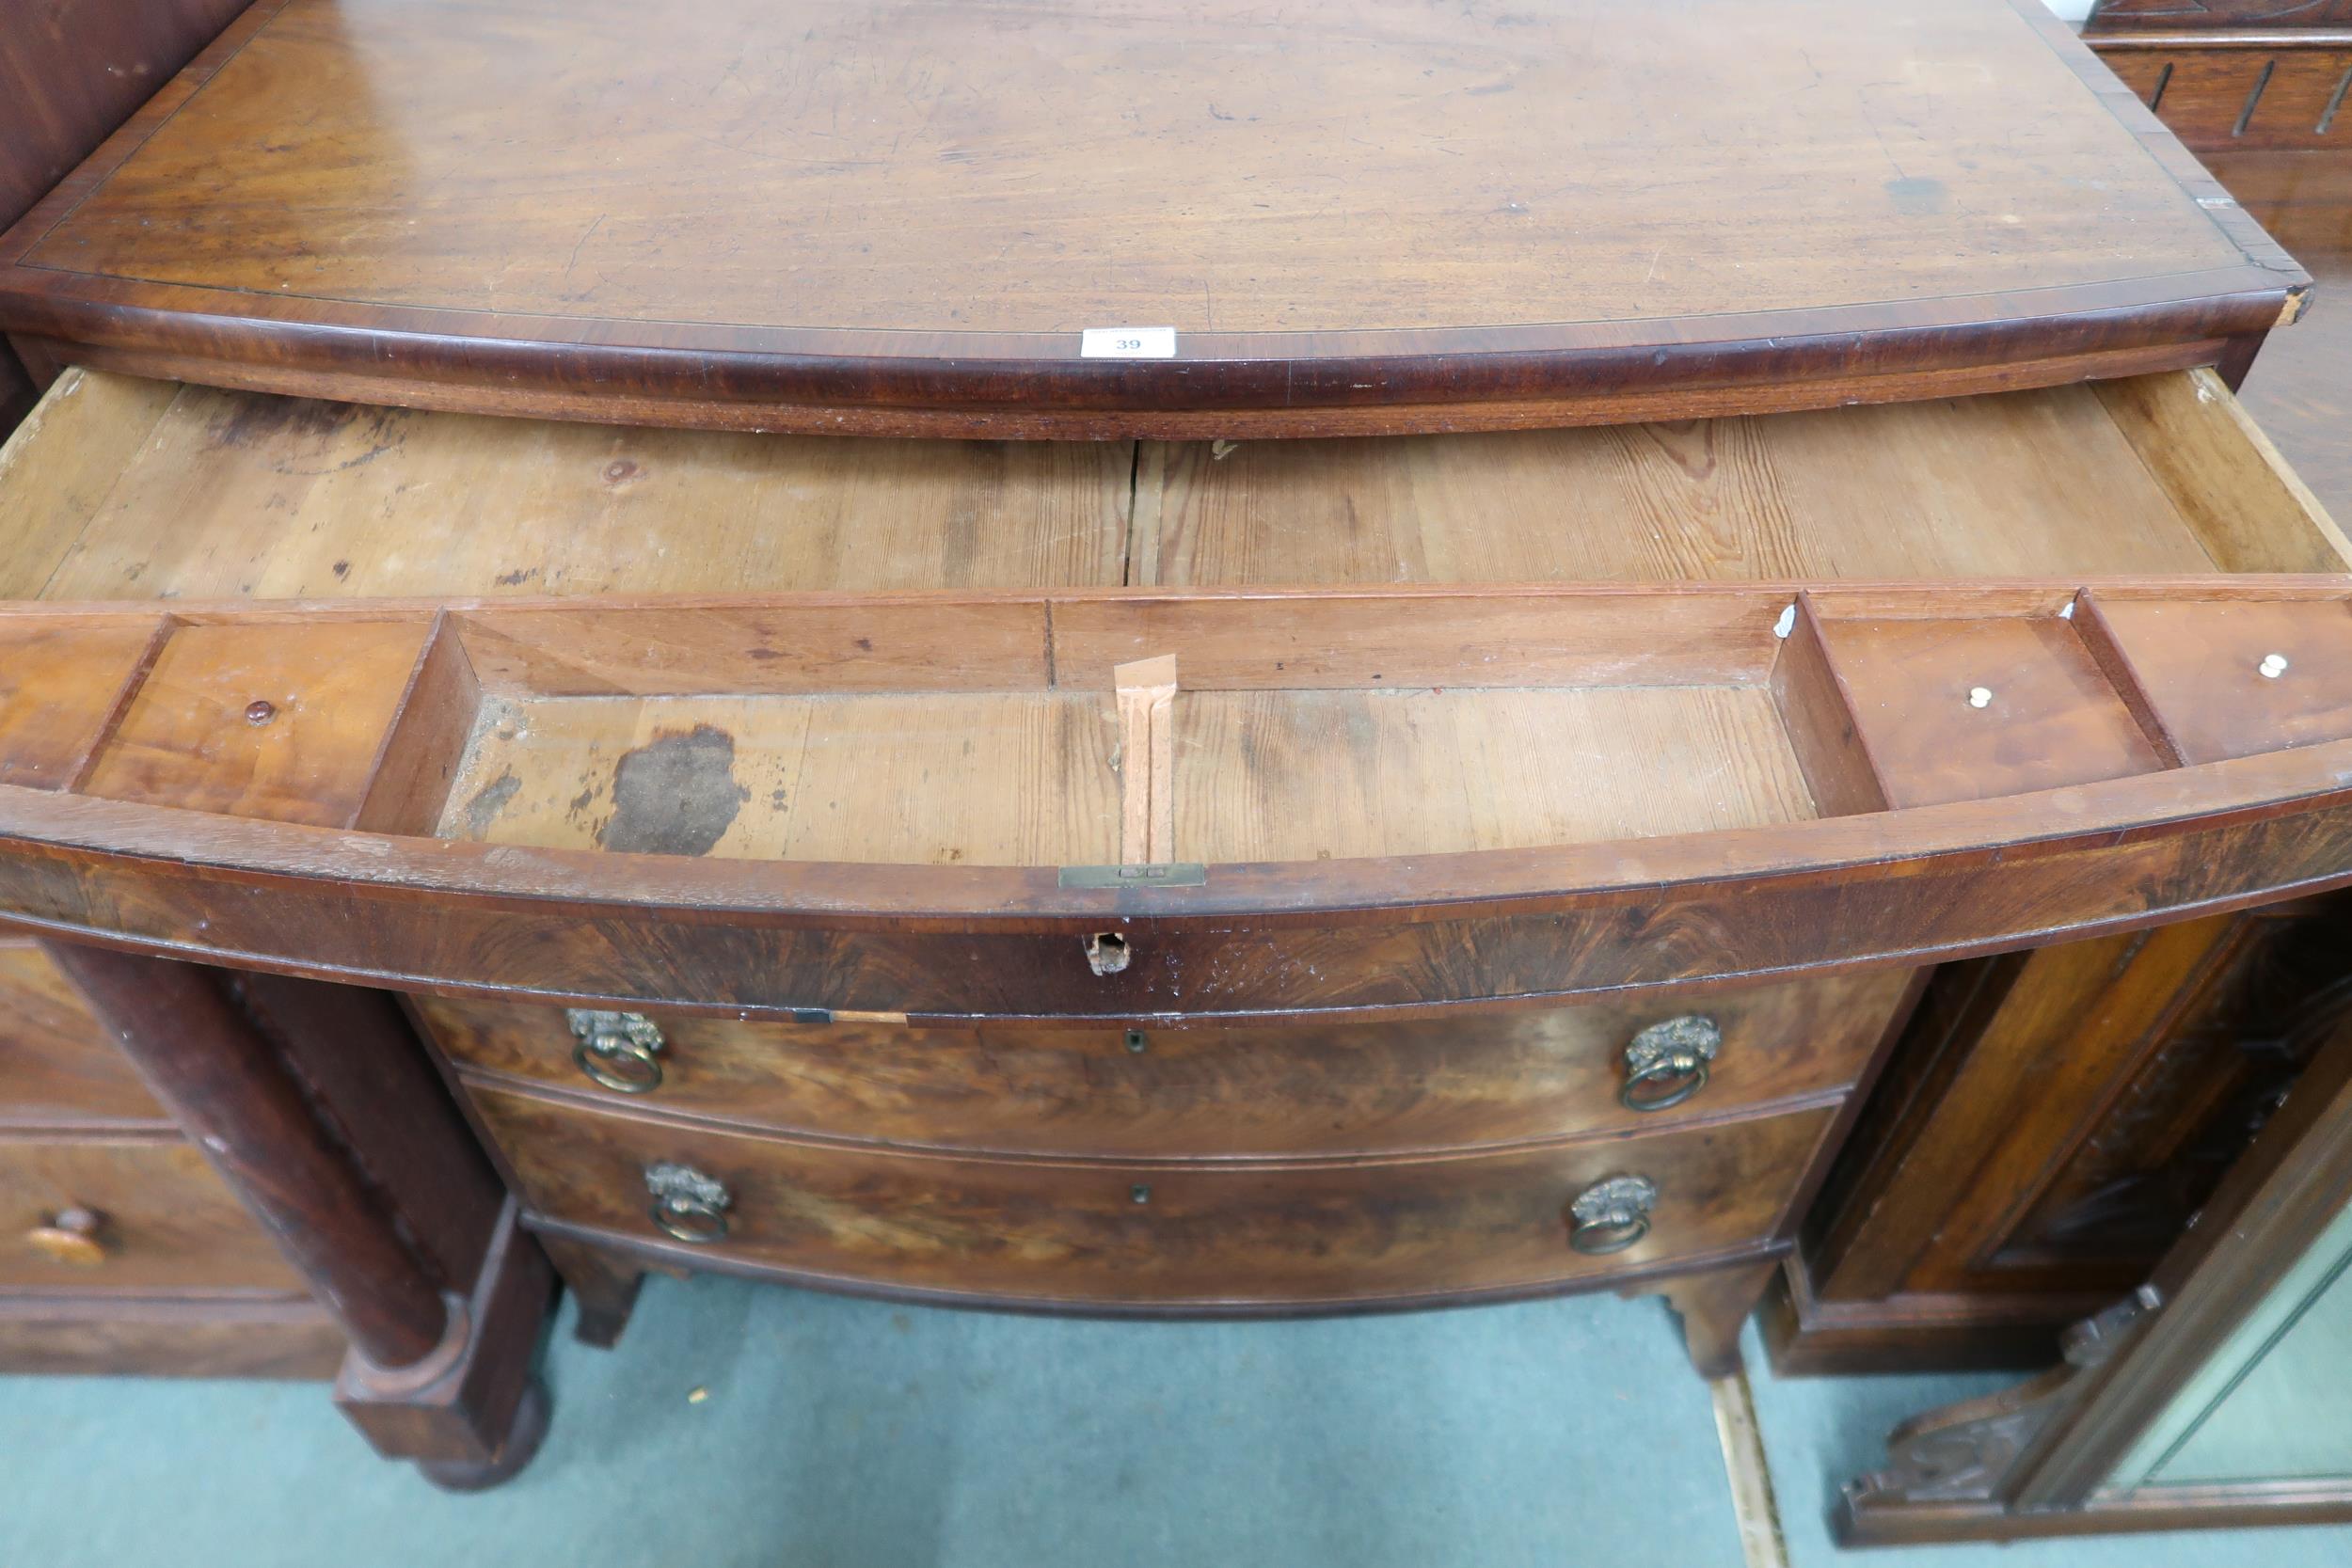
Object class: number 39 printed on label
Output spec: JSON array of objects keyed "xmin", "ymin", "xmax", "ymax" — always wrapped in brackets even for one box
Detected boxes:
[{"xmin": 1080, "ymin": 326, "xmax": 1178, "ymax": 359}]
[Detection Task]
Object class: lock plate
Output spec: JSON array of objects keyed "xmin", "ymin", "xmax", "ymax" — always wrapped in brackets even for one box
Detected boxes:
[{"xmin": 1057, "ymin": 862, "xmax": 1207, "ymax": 890}]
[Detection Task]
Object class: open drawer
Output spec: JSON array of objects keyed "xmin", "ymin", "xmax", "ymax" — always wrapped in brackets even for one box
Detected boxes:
[{"xmin": 0, "ymin": 366, "xmax": 2345, "ymax": 1022}]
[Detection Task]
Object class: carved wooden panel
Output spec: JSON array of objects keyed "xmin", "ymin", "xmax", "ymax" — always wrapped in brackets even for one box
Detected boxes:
[
  {"xmin": 2088, "ymin": 1, "xmax": 2352, "ymax": 32},
  {"xmin": 2001, "ymin": 904, "xmax": 2352, "ymax": 1265},
  {"xmin": 1775, "ymin": 894, "xmax": 2352, "ymax": 1372}
]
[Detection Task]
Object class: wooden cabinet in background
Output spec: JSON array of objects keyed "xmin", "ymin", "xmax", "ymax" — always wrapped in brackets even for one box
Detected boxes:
[{"xmin": 1771, "ymin": 896, "xmax": 2352, "ymax": 1373}]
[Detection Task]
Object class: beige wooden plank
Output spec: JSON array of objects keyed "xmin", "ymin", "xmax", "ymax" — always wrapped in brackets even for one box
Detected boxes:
[
  {"xmin": 1052, "ymin": 590, "xmax": 1789, "ymax": 691},
  {"xmin": 454, "ymin": 602, "xmax": 1053, "ymax": 698},
  {"xmin": 1176, "ymin": 686, "xmax": 1817, "ymax": 863},
  {"xmin": 1139, "ymin": 385, "xmax": 2226, "ymax": 586},
  {"xmin": 1114, "ymin": 654, "xmax": 1178, "ymax": 863},
  {"xmin": 2093, "ymin": 369, "xmax": 2352, "ymax": 574},
  {"xmin": 24, "ymin": 380, "xmax": 1134, "ymax": 599},
  {"xmin": 82, "ymin": 620, "xmax": 435, "ymax": 828},
  {"xmin": 439, "ymin": 692, "xmax": 1120, "ymax": 866},
  {"xmin": 0, "ymin": 370, "xmax": 183, "ymax": 597}
]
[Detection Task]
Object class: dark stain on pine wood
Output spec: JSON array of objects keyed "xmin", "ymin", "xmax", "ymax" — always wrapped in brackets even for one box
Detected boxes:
[
  {"xmin": 459, "ymin": 770, "xmax": 519, "ymax": 837},
  {"xmin": 597, "ymin": 725, "xmax": 746, "ymax": 857}
]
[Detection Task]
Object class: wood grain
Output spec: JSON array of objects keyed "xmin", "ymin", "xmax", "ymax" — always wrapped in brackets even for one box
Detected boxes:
[
  {"xmin": 1114, "ymin": 656, "xmax": 1178, "ymax": 867},
  {"xmin": 2098, "ymin": 42, "xmax": 2352, "ymax": 151},
  {"xmin": 352, "ymin": 616, "xmax": 483, "ymax": 835},
  {"xmin": 453, "ymin": 601, "xmax": 1055, "ymax": 699},
  {"xmin": 1771, "ymin": 597, "xmax": 1895, "ymax": 820},
  {"xmin": 1139, "ymin": 385, "xmax": 2240, "ymax": 585},
  {"xmin": 0, "ymin": 1131, "xmax": 307, "ymax": 1291},
  {"xmin": 3, "ymin": 378, "xmax": 1134, "ymax": 600},
  {"xmin": 438, "ymin": 691, "xmax": 1122, "ymax": 867},
  {"xmin": 2084, "ymin": 596, "xmax": 2352, "ymax": 763},
  {"xmin": 1811, "ymin": 615, "xmax": 2169, "ymax": 809},
  {"xmin": 0, "ymin": 938, "xmax": 166, "ymax": 1126},
  {"xmin": 82, "ymin": 619, "xmax": 433, "ymax": 827},
  {"xmin": 477, "ymin": 1084, "xmax": 1835, "ymax": 1307},
  {"xmin": 0, "ymin": 0, "xmax": 248, "ymax": 236},
  {"xmin": 10, "ymin": 372, "xmax": 2328, "ymax": 608},
  {"xmin": 0, "ymin": 1291, "xmax": 343, "ymax": 1378},
  {"xmin": 41, "ymin": 942, "xmax": 454, "ymax": 1367},
  {"xmin": 1047, "ymin": 590, "xmax": 1793, "ymax": 690},
  {"xmin": 0, "ymin": 615, "xmax": 168, "ymax": 790},
  {"xmin": 1173, "ymin": 687, "xmax": 1820, "ymax": 863},
  {"xmin": 0, "ymin": 369, "xmax": 181, "ymax": 594},
  {"xmin": 0, "ymin": 0, "xmax": 2299, "ymax": 432},
  {"xmin": 2223, "ymin": 189, "xmax": 2352, "ymax": 522},
  {"xmin": 421, "ymin": 973, "xmax": 1907, "ymax": 1159},
  {"xmin": 2090, "ymin": 369, "xmax": 2352, "ymax": 572}
]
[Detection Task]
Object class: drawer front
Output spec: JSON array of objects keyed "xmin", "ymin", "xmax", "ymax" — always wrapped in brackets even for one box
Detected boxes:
[
  {"xmin": 0, "ymin": 940, "xmax": 166, "ymax": 1125},
  {"xmin": 425, "ymin": 972, "xmax": 1902, "ymax": 1158},
  {"xmin": 0, "ymin": 1134, "xmax": 302, "ymax": 1291},
  {"xmin": 474, "ymin": 1085, "xmax": 1835, "ymax": 1307}
]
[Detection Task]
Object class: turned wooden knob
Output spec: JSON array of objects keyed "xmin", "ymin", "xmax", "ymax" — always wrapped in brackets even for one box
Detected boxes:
[{"xmin": 26, "ymin": 1206, "xmax": 111, "ymax": 1266}]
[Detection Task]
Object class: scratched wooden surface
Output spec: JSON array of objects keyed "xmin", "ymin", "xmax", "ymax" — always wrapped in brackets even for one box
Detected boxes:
[
  {"xmin": 0, "ymin": 0, "xmax": 2299, "ymax": 433},
  {"xmin": 0, "ymin": 373, "xmax": 1135, "ymax": 599},
  {"xmin": 7, "ymin": 370, "xmax": 2343, "ymax": 603},
  {"xmin": 9, "ymin": 0, "xmax": 2251, "ymax": 334}
]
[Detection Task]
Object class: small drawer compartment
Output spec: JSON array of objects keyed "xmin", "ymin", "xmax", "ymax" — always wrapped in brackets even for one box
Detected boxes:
[
  {"xmin": 0, "ymin": 368, "xmax": 2345, "ymax": 1021},
  {"xmin": 471, "ymin": 1084, "xmax": 1836, "ymax": 1307},
  {"xmin": 0, "ymin": 1132, "xmax": 304, "ymax": 1292},
  {"xmin": 422, "ymin": 969, "xmax": 1908, "ymax": 1158}
]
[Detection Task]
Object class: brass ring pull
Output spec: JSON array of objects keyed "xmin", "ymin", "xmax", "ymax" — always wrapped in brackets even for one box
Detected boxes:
[
  {"xmin": 26, "ymin": 1206, "xmax": 111, "ymax": 1267},
  {"xmin": 644, "ymin": 1161, "xmax": 731, "ymax": 1244},
  {"xmin": 566, "ymin": 1008, "xmax": 666, "ymax": 1095},
  {"xmin": 1619, "ymin": 1016, "xmax": 1721, "ymax": 1113},
  {"xmin": 1567, "ymin": 1175, "xmax": 1657, "ymax": 1256}
]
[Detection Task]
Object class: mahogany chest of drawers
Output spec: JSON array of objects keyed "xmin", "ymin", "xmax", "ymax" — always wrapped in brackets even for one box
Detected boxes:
[{"xmin": 0, "ymin": 0, "xmax": 2345, "ymax": 1488}]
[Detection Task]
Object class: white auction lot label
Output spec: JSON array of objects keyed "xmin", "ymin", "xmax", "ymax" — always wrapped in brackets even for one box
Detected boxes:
[{"xmin": 1080, "ymin": 326, "xmax": 1178, "ymax": 358}]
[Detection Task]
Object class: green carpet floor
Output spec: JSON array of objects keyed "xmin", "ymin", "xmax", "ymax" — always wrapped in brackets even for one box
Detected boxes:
[
  {"xmin": 4, "ymin": 1276, "xmax": 2349, "ymax": 1566},
  {"xmin": 1740, "ymin": 1323, "xmax": 2352, "ymax": 1568}
]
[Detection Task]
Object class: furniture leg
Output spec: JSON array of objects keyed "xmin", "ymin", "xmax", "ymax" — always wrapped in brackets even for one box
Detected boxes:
[
  {"xmin": 537, "ymin": 1232, "xmax": 645, "ymax": 1348},
  {"xmin": 41, "ymin": 942, "xmax": 556, "ymax": 1490},
  {"xmin": 1653, "ymin": 1260, "xmax": 1780, "ymax": 1379}
]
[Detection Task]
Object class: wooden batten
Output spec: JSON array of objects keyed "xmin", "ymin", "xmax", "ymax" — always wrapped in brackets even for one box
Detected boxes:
[
  {"xmin": 2091, "ymin": 370, "xmax": 2352, "ymax": 574},
  {"xmin": 1114, "ymin": 655, "xmax": 1178, "ymax": 866},
  {"xmin": 0, "ymin": 613, "xmax": 180, "ymax": 794},
  {"xmin": 451, "ymin": 602, "xmax": 1056, "ymax": 698},
  {"xmin": 2066, "ymin": 592, "xmax": 2190, "ymax": 768},
  {"xmin": 352, "ymin": 613, "xmax": 488, "ymax": 834},
  {"xmin": 1769, "ymin": 595, "xmax": 1893, "ymax": 818},
  {"xmin": 2071, "ymin": 594, "xmax": 2352, "ymax": 767},
  {"xmin": 1051, "ymin": 589, "xmax": 1790, "ymax": 691}
]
